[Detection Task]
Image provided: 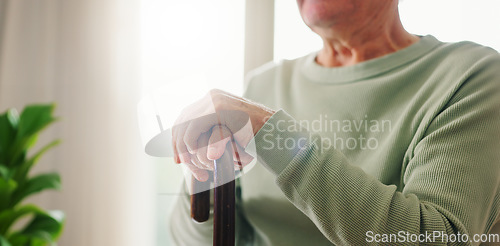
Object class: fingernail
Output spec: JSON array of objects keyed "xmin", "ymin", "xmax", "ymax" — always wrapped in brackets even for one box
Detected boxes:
[
  {"xmin": 207, "ymin": 146, "xmax": 218, "ymax": 160},
  {"xmin": 199, "ymin": 172, "xmax": 208, "ymax": 182},
  {"xmin": 195, "ymin": 172, "xmax": 207, "ymax": 182}
]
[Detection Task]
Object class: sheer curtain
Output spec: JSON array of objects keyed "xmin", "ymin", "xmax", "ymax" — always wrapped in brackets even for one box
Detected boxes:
[{"xmin": 0, "ymin": 1, "xmax": 154, "ymax": 245}]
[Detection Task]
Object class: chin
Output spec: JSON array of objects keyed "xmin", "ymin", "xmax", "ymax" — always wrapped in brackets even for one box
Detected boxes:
[
  {"xmin": 298, "ymin": 0, "xmax": 354, "ymax": 28},
  {"xmin": 301, "ymin": 9, "xmax": 341, "ymax": 29}
]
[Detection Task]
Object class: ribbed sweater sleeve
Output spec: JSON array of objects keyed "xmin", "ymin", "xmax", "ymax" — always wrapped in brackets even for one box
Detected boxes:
[{"xmin": 252, "ymin": 57, "xmax": 500, "ymax": 245}]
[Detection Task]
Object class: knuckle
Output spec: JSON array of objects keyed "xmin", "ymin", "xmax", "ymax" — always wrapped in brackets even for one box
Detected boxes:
[
  {"xmin": 183, "ymin": 133, "xmax": 193, "ymax": 146},
  {"xmin": 208, "ymin": 89, "xmax": 224, "ymax": 109},
  {"xmin": 196, "ymin": 149, "xmax": 205, "ymax": 159}
]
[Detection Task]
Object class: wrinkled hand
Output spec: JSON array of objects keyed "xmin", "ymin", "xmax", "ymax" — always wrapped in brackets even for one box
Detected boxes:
[{"xmin": 172, "ymin": 89, "xmax": 275, "ymax": 181}]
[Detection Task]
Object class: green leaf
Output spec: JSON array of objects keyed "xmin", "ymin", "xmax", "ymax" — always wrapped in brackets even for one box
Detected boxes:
[
  {"xmin": 13, "ymin": 139, "xmax": 61, "ymax": 182},
  {"xmin": 0, "ymin": 178, "xmax": 17, "ymax": 211},
  {"xmin": 11, "ymin": 173, "xmax": 61, "ymax": 207},
  {"xmin": 16, "ymin": 104, "xmax": 56, "ymax": 142},
  {"xmin": 6, "ymin": 109, "xmax": 19, "ymax": 128},
  {"xmin": 0, "ymin": 109, "xmax": 19, "ymax": 164},
  {"xmin": 0, "ymin": 164, "xmax": 9, "ymax": 179},
  {"xmin": 0, "ymin": 204, "xmax": 45, "ymax": 235},
  {"xmin": 7, "ymin": 210, "xmax": 64, "ymax": 245},
  {"xmin": 24, "ymin": 210, "xmax": 64, "ymax": 240},
  {"xmin": 8, "ymin": 232, "xmax": 49, "ymax": 246},
  {"xmin": 0, "ymin": 235, "xmax": 12, "ymax": 246},
  {"xmin": 10, "ymin": 104, "xmax": 57, "ymax": 166},
  {"xmin": 6, "ymin": 233, "xmax": 29, "ymax": 245},
  {"xmin": 31, "ymin": 237, "xmax": 52, "ymax": 246}
]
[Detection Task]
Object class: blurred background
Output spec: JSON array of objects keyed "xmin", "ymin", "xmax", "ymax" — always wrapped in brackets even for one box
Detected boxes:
[{"xmin": 0, "ymin": 0, "xmax": 499, "ymax": 245}]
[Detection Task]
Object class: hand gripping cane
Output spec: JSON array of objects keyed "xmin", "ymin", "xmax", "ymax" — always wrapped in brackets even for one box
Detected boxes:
[{"xmin": 144, "ymin": 115, "xmax": 240, "ymax": 246}]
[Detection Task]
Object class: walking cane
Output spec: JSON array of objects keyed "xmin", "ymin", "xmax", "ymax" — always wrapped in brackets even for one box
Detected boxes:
[{"xmin": 191, "ymin": 137, "xmax": 236, "ymax": 246}]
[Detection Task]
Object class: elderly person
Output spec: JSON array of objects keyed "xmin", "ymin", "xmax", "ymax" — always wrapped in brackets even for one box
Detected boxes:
[{"xmin": 169, "ymin": 0, "xmax": 500, "ymax": 245}]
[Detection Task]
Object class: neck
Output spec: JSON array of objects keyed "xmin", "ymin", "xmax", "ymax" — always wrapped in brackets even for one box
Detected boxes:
[{"xmin": 314, "ymin": 4, "xmax": 419, "ymax": 67}]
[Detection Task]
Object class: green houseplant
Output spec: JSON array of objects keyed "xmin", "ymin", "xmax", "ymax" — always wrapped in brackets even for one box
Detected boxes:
[{"xmin": 0, "ymin": 104, "xmax": 64, "ymax": 246}]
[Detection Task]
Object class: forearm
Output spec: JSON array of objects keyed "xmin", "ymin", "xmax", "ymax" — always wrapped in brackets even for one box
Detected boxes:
[{"xmin": 253, "ymin": 110, "xmax": 499, "ymax": 245}]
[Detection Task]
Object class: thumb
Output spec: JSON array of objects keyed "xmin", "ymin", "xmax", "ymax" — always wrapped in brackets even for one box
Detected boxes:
[{"xmin": 207, "ymin": 125, "xmax": 232, "ymax": 160}]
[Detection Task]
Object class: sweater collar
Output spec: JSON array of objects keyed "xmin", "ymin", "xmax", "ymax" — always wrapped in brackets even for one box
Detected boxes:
[{"xmin": 300, "ymin": 35, "xmax": 442, "ymax": 84}]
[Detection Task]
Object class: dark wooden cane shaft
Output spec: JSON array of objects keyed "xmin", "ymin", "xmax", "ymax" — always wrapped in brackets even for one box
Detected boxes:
[
  {"xmin": 190, "ymin": 177, "xmax": 211, "ymax": 223},
  {"xmin": 213, "ymin": 144, "xmax": 235, "ymax": 246}
]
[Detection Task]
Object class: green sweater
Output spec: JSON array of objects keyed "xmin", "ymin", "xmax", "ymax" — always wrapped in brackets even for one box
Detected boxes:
[{"xmin": 170, "ymin": 35, "xmax": 500, "ymax": 245}]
